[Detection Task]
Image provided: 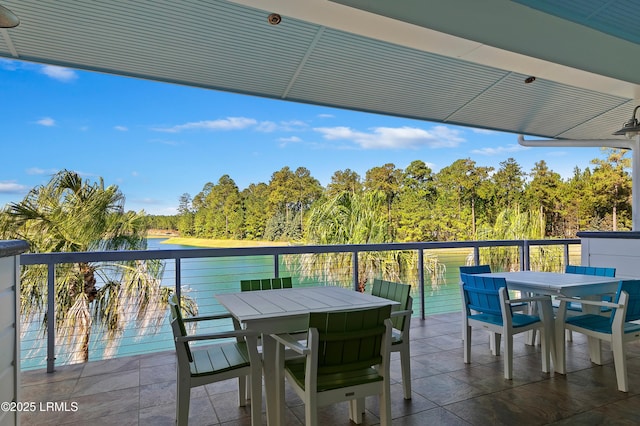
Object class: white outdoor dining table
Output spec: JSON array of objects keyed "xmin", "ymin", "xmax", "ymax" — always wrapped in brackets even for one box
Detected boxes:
[
  {"xmin": 477, "ymin": 271, "xmax": 621, "ymax": 368},
  {"xmin": 476, "ymin": 271, "xmax": 620, "ymax": 298},
  {"xmin": 215, "ymin": 286, "xmax": 398, "ymax": 426}
]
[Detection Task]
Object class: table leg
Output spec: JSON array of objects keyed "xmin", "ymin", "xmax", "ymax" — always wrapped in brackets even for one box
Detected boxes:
[
  {"xmin": 262, "ymin": 334, "xmax": 284, "ymax": 426},
  {"xmin": 581, "ymin": 295, "xmax": 604, "ymax": 364},
  {"xmin": 538, "ymin": 299, "xmax": 556, "ymax": 371},
  {"xmin": 525, "ymin": 292, "xmax": 537, "ymax": 346},
  {"xmin": 555, "ymin": 309, "xmax": 566, "ymax": 374}
]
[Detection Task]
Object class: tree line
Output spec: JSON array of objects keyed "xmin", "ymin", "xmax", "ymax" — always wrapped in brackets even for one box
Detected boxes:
[{"xmin": 145, "ymin": 148, "xmax": 633, "ymax": 242}]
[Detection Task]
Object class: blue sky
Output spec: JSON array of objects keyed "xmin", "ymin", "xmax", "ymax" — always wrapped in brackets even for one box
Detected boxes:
[{"xmin": 1, "ymin": 58, "xmax": 606, "ymax": 215}]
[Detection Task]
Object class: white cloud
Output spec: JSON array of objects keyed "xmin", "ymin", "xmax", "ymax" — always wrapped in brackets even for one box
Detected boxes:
[
  {"xmin": 471, "ymin": 128, "xmax": 497, "ymax": 135},
  {"xmin": 36, "ymin": 117, "xmax": 55, "ymax": 126},
  {"xmin": 313, "ymin": 125, "xmax": 465, "ymax": 149},
  {"xmin": 256, "ymin": 121, "xmax": 278, "ymax": 132},
  {"xmin": 115, "ymin": 125, "xmax": 128, "ymax": 131},
  {"xmin": 0, "ymin": 181, "xmax": 27, "ymax": 194},
  {"xmin": 256, "ymin": 120, "xmax": 308, "ymax": 132},
  {"xmin": 153, "ymin": 117, "xmax": 257, "ymax": 133},
  {"xmin": 278, "ymin": 136, "xmax": 302, "ymax": 147},
  {"xmin": 278, "ymin": 136, "xmax": 302, "ymax": 143},
  {"xmin": 280, "ymin": 120, "xmax": 307, "ymax": 131},
  {"xmin": 41, "ymin": 65, "xmax": 77, "ymax": 82},
  {"xmin": 471, "ymin": 144, "xmax": 530, "ymax": 155},
  {"xmin": 0, "ymin": 58, "xmax": 18, "ymax": 71},
  {"xmin": 26, "ymin": 167, "xmax": 57, "ymax": 175},
  {"xmin": 317, "ymin": 113, "xmax": 334, "ymax": 119}
]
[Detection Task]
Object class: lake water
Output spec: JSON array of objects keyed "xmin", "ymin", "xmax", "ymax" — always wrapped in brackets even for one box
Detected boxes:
[{"xmin": 20, "ymin": 238, "xmax": 471, "ymax": 370}]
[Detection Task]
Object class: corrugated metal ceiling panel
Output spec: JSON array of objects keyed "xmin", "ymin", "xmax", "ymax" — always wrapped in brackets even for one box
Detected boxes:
[
  {"xmin": 451, "ymin": 72, "xmax": 628, "ymax": 138},
  {"xmin": 0, "ymin": 0, "xmax": 636, "ymax": 140},
  {"xmin": 6, "ymin": 1, "xmax": 317, "ymax": 97},
  {"xmin": 514, "ymin": 0, "xmax": 640, "ymax": 45},
  {"xmin": 288, "ymin": 29, "xmax": 509, "ymax": 122}
]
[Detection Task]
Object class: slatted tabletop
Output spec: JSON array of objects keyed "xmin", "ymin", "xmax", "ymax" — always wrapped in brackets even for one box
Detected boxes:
[
  {"xmin": 478, "ymin": 271, "xmax": 620, "ymax": 297},
  {"xmin": 217, "ymin": 286, "xmax": 397, "ymax": 324}
]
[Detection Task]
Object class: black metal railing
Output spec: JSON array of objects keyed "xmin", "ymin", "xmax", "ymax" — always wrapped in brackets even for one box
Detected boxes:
[{"xmin": 19, "ymin": 238, "xmax": 580, "ymax": 372}]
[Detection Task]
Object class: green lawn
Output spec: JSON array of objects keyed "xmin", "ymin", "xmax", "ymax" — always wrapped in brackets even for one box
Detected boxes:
[{"xmin": 159, "ymin": 237, "xmax": 291, "ymax": 248}]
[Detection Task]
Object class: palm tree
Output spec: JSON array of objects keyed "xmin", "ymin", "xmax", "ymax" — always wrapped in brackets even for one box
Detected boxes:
[
  {"xmin": 0, "ymin": 170, "xmax": 195, "ymax": 363},
  {"xmin": 293, "ymin": 191, "xmax": 444, "ymax": 291},
  {"xmin": 474, "ymin": 206, "xmax": 562, "ymax": 272}
]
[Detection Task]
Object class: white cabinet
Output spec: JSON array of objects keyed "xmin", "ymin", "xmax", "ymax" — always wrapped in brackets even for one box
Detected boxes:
[
  {"xmin": 0, "ymin": 240, "xmax": 28, "ymax": 426},
  {"xmin": 579, "ymin": 232, "xmax": 640, "ymax": 278}
]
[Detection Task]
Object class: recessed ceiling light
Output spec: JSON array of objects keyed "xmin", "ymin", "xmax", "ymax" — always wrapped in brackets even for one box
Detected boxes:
[{"xmin": 268, "ymin": 13, "xmax": 281, "ymax": 25}]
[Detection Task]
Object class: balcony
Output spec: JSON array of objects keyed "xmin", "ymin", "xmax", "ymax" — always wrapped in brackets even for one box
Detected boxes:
[
  {"xmin": 20, "ymin": 310, "xmax": 640, "ymax": 425},
  {"xmin": 11, "ymin": 238, "xmax": 639, "ymax": 425}
]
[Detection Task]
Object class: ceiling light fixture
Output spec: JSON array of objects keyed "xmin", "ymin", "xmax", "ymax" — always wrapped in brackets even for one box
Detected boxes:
[
  {"xmin": 613, "ymin": 105, "xmax": 640, "ymax": 137},
  {"xmin": 0, "ymin": 4, "xmax": 19, "ymax": 28},
  {"xmin": 268, "ymin": 13, "xmax": 281, "ymax": 25}
]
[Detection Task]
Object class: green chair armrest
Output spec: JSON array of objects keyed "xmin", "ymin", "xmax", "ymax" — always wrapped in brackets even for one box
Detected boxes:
[
  {"xmin": 183, "ymin": 312, "xmax": 234, "ymax": 322},
  {"xmin": 176, "ymin": 329, "xmax": 259, "ymax": 343},
  {"xmin": 271, "ymin": 333, "xmax": 310, "ymax": 355}
]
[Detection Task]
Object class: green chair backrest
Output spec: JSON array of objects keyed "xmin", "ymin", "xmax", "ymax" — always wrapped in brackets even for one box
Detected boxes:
[
  {"xmin": 168, "ymin": 294, "xmax": 193, "ymax": 362},
  {"xmin": 371, "ymin": 279, "xmax": 411, "ymax": 331},
  {"xmin": 309, "ymin": 305, "xmax": 392, "ymax": 375},
  {"xmin": 241, "ymin": 277, "xmax": 292, "ymax": 291}
]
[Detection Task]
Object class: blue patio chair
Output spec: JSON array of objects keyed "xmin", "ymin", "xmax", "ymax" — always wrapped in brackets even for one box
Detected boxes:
[
  {"xmin": 561, "ymin": 265, "xmax": 616, "ymax": 340},
  {"xmin": 459, "ymin": 265, "xmax": 528, "ymax": 355},
  {"xmin": 565, "ymin": 265, "xmax": 616, "ymax": 277},
  {"xmin": 459, "ymin": 264, "xmax": 492, "ymax": 275},
  {"xmin": 460, "ymin": 273, "xmax": 553, "ymax": 379},
  {"xmin": 556, "ymin": 279, "xmax": 640, "ymax": 392}
]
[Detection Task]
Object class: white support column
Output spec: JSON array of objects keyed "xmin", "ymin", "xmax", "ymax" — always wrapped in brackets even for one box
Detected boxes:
[{"xmin": 633, "ymin": 136, "xmax": 640, "ymax": 231}]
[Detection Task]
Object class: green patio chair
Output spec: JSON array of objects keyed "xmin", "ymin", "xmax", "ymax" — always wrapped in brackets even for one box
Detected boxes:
[
  {"xmin": 168, "ymin": 295, "xmax": 262, "ymax": 426},
  {"xmin": 272, "ymin": 305, "xmax": 393, "ymax": 426},
  {"xmin": 460, "ymin": 273, "xmax": 553, "ymax": 379},
  {"xmin": 556, "ymin": 279, "xmax": 640, "ymax": 392},
  {"xmin": 371, "ymin": 278, "xmax": 413, "ymax": 400},
  {"xmin": 239, "ymin": 276, "xmax": 301, "ymax": 399},
  {"xmin": 240, "ymin": 276, "xmax": 293, "ymax": 291}
]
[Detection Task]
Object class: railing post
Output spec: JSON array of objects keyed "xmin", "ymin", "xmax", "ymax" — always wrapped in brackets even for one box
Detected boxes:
[
  {"xmin": 473, "ymin": 246, "xmax": 480, "ymax": 266},
  {"xmin": 522, "ymin": 241, "xmax": 529, "ymax": 271},
  {"xmin": 274, "ymin": 254, "xmax": 279, "ymax": 278},
  {"xmin": 352, "ymin": 251, "xmax": 359, "ymax": 291},
  {"xmin": 418, "ymin": 249, "xmax": 425, "ymax": 320},
  {"xmin": 564, "ymin": 243, "xmax": 570, "ymax": 268},
  {"xmin": 175, "ymin": 258, "xmax": 181, "ymax": 300},
  {"xmin": 47, "ymin": 263, "xmax": 55, "ymax": 373}
]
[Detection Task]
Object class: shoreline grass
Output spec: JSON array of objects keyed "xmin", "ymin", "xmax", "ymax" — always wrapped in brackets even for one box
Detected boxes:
[{"xmin": 158, "ymin": 237, "xmax": 291, "ymax": 248}]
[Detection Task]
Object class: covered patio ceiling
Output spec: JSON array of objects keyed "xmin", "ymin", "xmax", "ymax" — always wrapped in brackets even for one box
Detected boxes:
[{"xmin": 1, "ymin": 0, "xmax": 639, "ymax": 141}]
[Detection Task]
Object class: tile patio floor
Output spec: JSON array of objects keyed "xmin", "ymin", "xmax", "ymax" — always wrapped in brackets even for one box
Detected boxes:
[{"xmin": 19, "ymin": 312, "xmax": 640, "ymax": 425}]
